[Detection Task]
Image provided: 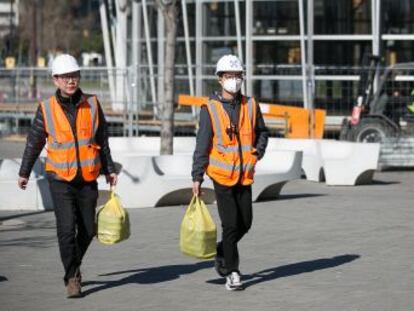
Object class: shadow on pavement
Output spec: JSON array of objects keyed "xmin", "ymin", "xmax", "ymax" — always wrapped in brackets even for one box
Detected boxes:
[
  {"xmin": 276, "ymin": 193, "xmax": 326, "ymax": 201},
  {"xmin": 257, "ymin": 193, "xmax": 326, "ymax": 203},
  {"xmin": 82, "ymin": 261, "xmax": 214, "ymax": 296},
  {"xmin": 367, "ymin": 180, "xmax": 400, "ymax": 185},
  {"xmin": 0, "ymin": 235, "xmax": 56, "ymax": 248},
  {"xmin": 0, "ymin": 211, "xmax": 51, "ymax": 222},
  {"xmin": 0, "ymin": 276, "xmax": 8, "ymax": 282},
  {"xmin": 207, "ymin": 254, "xmax": 360, "ymax": 288},
  {"xmin": 381, "ymin": 167, "xmax": 414, "ymax": 172}
]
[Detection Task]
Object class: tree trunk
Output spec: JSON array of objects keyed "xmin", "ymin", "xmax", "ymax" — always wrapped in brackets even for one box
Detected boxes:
[
  {"xmin": 156, "ymin": 1, "xmax": 178, "ymax": 155},
  {"xmin": 30, "ymin": 1, "xmax": 38, "ymax": 99}
]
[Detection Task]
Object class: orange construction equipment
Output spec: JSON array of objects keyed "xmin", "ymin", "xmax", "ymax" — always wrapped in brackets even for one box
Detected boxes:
[{"xmin": 177, "ymin": 94, "xmax": 326, "ymax": 138}]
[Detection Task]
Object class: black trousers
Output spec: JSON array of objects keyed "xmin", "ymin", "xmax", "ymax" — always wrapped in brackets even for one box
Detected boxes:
[
  {"xmin": 49, "ymin": 179, "xmax": 98, "ymax": 285},
  {"xmin": 213, "ymin": 181, "xmax": 253, "ymax": 273}
]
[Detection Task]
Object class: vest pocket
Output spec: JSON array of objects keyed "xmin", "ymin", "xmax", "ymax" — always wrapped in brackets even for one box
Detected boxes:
[
  {"xmin": 240, "ymin": 128, "xmax": 253, "ymax": 140},
  {"xmin": 47, "ymin": 148, "xmax": 70, "ymax": 175},
  {"xmin": 80, "ymin": 122, "xmax": 92, "ymax": 137},
  {"xmin": 244, "ymin": 152, "xmax": 258, "ymax": 179},
  {"xmin": 86, "ymin": 144, "xmax": 101, "ymax": 173}
]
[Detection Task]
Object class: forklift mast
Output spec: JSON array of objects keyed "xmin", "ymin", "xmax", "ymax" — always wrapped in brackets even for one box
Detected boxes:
[
  {"xmin": 358, "ymin": 54, "xmax": 381, "ymax": 112},
  {"xmin": 350, "ymin": 54, "xmax": 381, "ymax": 125}
]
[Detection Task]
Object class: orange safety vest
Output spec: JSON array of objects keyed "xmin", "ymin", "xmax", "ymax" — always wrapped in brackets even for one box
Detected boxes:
[
  {"xmin": 40, "ymin": 95, "xmax": 101, "ymax": 182},
  {"xmin": 205, "ymin": 96, "xmax": 257, "ymax": 186}
]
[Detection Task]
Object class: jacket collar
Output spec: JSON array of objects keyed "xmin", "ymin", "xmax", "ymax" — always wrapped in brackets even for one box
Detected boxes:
[
  {"xmin": 210, "ymin": 91, "xmax": 242, "ymax": 106},
  {"xmin": 55, "ymin": 88, "xmax": 83, "ymax": 108}
]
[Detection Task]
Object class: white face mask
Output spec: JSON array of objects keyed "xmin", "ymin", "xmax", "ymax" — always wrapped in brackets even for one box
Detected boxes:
[{"xmin": 223, "ymin": 78, "xmax": 243, "ymax": 94}]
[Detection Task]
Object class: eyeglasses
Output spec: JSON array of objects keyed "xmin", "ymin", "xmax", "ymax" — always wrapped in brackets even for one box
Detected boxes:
[
  {"xmin": 56, "ymin": 74, "xmax": 80, "ymax": 83},
  {"xmin": 222, "ymin": 73, "xmax": 244, "ymax": 80}
]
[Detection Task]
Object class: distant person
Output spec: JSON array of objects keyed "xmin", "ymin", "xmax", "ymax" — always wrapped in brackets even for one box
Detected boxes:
[
  {"xmin": 17, "ymin": 54, "xmax": 117, "ymax": 298},
  {"xmin": 191, "ymin": 55, "xmax": 268, "ymax": 291},
  {"xmin": 408, "ymin": 88, "xmax": 414, "ymax": 114}
]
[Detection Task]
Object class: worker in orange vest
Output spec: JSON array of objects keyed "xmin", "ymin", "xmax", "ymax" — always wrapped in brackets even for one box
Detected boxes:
[
  {"xmin": 17, "ymin": 54, "xmax": 117, "ymax": 298},
  {"xmin": 192, "ymin": 55, "xmax": 268, "ymax": 290}
]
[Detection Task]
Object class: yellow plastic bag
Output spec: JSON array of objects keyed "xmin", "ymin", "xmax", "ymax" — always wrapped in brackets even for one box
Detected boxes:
[
  {"xmin": 180, "ymin": 195, "xmax": 216, "ymax": 259},
  {"xmin": 97, "ymin": 189, "xmax": 130, "ymax": 245}
]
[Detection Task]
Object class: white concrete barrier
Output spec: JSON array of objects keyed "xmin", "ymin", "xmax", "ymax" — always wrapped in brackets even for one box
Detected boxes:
[
  {"xmin": 0, "ymin": 158, "xmax": 53, "ymax": 210},
  {"xmin": 149, "ymin": 155, "xmax": 216, "ymax": 206},
  {"xmin": 97, "ymin": 154, "xmax": 215, "ymax": 208},
  {"xmin": 266, "ymin": 138, "xmax": 381, "ymax": 186},
  {"xmin": 0, "ymin": 178, "xmax": 53, "ymax": 210},
  {"xmin": 108, "ymin": 137, "xmax": 196, "ymax": 155},
  {"xmin": 267, "ymin": 138, "xmax": 323, "ymax": 182},
  {"xmin": 0, "ymin": 180, "xmax": 38, "ymax": 210},
  {"xmin": 253, "ymin": 150, "xmax": 303, "ymax": 201},
  {"xmin": 0, "ymin": 137, "xmax": 303, "ymax": 210},
  {"xmin": 0, "ymin": 158, "xmax": 21, "ymax": 180},
  {"xmin": 103, "ymin": 138, "xmax": 305, "ymax": 207},
  {"xmin": 97, "ymin": 150, "xmax": 302, "ymax": 208},
  {"xmin": 319, "ymin": 140, "xmax": 380, "ymax": 186}
]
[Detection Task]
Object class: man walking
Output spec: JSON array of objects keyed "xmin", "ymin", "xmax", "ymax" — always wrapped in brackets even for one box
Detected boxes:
[
  {"xmin": 17, "ymin": 54, "xmax": 117, "ymax": 298},
  {"xmin": 192, "ymin": 55, "xmax": 268, "ymax": 291}
]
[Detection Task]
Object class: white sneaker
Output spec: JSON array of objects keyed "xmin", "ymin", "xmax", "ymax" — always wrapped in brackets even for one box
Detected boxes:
[{"xmin": 225, "ymin": 272, "xmax": 243, "ymax": 291}]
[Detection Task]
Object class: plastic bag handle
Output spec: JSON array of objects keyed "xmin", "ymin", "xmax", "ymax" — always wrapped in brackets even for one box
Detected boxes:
[
  {"xmin": 110, "ymin": 185, "xmax": 116, "ymax": 199},
  {"xmin": 189, "ymin": 195, "xmax": 199, "ymax": 210}
]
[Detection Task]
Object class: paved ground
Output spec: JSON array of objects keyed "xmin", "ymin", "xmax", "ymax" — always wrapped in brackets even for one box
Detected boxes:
[
  {"xmin": 1, "ymin": 168, "xmax": 413, "ymax": 311},
  {"xmin": 0, "ymin": 139, "xmax": 26, "ymax": 159}
]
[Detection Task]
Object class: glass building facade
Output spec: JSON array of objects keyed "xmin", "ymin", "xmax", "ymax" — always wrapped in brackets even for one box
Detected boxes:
[{"xmin": 131, "ymin": 0, "xmax": 414, "ymax": 118}]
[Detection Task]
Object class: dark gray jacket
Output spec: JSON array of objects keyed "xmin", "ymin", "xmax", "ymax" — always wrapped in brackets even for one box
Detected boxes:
[
  {"xmin": 19, "ymin": 88, "xmax": 115, "ymax": 182},
  {"xmin": 191, "ymin": 91, "xmax": 269, "ymax": 182}
]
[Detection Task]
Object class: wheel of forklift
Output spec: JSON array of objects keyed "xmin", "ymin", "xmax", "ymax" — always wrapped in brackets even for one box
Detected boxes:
[{"xmin": 349, "ymin": 117, "xmax": 396, "ymax": 143}]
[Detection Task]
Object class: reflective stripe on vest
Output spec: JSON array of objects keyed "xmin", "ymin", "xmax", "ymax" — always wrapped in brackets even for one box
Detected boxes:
[
  {"xmin": 41, "ymin": 95, "xmax": 101, "ymax": 182},
  {"xmin": 207, "ymin": 98, "xmax": 254, "ymax": 154},
  {"xmin": 45, "ymin": 157, "xmax": 101, "ymax": 170},
  {"xmin": 43, "ymin": 96, "xmax": 97, "ymax": 147},
  {"xmin": 208, "ymin": 158, "xmax": 255, "ymax": 173},
  {"xmin": 206, "ymin": 96, "xmax": 257, "ymax": 186}
]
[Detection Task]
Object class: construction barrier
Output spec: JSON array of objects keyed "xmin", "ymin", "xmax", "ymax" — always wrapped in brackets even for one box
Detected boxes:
[{"xmin": 177, "ymin": 94, "xmax": 326, "ymax": 139}]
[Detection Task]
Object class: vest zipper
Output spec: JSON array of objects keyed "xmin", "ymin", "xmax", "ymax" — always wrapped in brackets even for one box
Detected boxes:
[
  {"xmin": 231, "ymin": 99, "xmax": 243, "ymax": 184},
  {"xmin": 73, "ymin": 109, "xmax": 82, "ymax": 176},
  {"xmin": 236, "ymin": 129, "xmax": 243, "ymax": 184},
  {"xmin": 62, "ymin": 99, "xmax": 82, "ymax": 181}
]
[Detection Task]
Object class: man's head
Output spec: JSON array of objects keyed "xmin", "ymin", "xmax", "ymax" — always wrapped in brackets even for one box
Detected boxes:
[
  {"xmin": 51, "ymin": 54, "xmax": 81, "ymax": 97},
  {"xmin": 216, "ymin": 55, "xmax": 244, "ymax": 95}
]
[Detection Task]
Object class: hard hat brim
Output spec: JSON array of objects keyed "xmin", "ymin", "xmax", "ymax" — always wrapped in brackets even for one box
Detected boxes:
[
  {"xmin": 216, "ymin": 69, "xmax": 244, "ymax": 76},
  {"xmin": 52, "ymin": 69, "xmax": 81, "ymax": 76}
]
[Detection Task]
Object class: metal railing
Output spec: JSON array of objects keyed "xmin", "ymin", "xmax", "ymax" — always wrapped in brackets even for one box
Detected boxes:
[{"xmin": 0, "ymin": 64, "xmax": 413, "ymax": 139}]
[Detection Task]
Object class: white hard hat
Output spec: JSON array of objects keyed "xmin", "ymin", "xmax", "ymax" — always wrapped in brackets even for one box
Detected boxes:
[
  {"xmin": 51, "ymin": 54, "xmax": 80, "ymax": 76},
  {"xmin": 215, "ymin": 54, "xmax": 244, "ymax": 75}
]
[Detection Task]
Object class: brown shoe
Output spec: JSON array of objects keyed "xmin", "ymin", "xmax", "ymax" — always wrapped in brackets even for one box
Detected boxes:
[{"xmin": 66, "ymin": 277, "xmax": 82, "ymax": 298}]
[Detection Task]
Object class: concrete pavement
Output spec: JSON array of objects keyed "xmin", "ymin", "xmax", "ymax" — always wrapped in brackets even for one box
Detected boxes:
[{"xmin": 1, "ymin": 170, "xmax": 414, "ymax": 311}]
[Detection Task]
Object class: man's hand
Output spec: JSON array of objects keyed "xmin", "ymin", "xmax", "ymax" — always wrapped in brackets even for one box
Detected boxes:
[
  {"xmin": 18, "ymin": 177, "xmax": 29, "ymax": 190},
  {"xmin": 105, "ymin": 173, "xmax": 118, "ymax": 186},
  {"xmin": 192, "ymin": 181, "xmax": 201, "ymax": 196}
]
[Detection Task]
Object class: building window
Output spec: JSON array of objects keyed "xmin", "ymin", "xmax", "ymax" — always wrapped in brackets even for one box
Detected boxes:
[
  {"xmin": 253, "ymin": 41, "xmax": 301, "ymax": 75},
  {"xmin": 253, "ymin": 80, "xmax": 303, "ymax": 104},
  {"xmin": 314, "ymin": 0, "xmax": 372, "ymax": 34},
  {"xmin": 314, "ymin": 41, "xmax": 372, "ymax": 66},
  {"xmin": 383, "ymin": 0, "xmax": 414, "ymax": 34},
  {"xmin": 203, "ymin": 2, "xmax": 245, "ymax": 37},
  {"xmin": 253, "ymin": 0, "xmax": 299, "ymax": 35}
]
